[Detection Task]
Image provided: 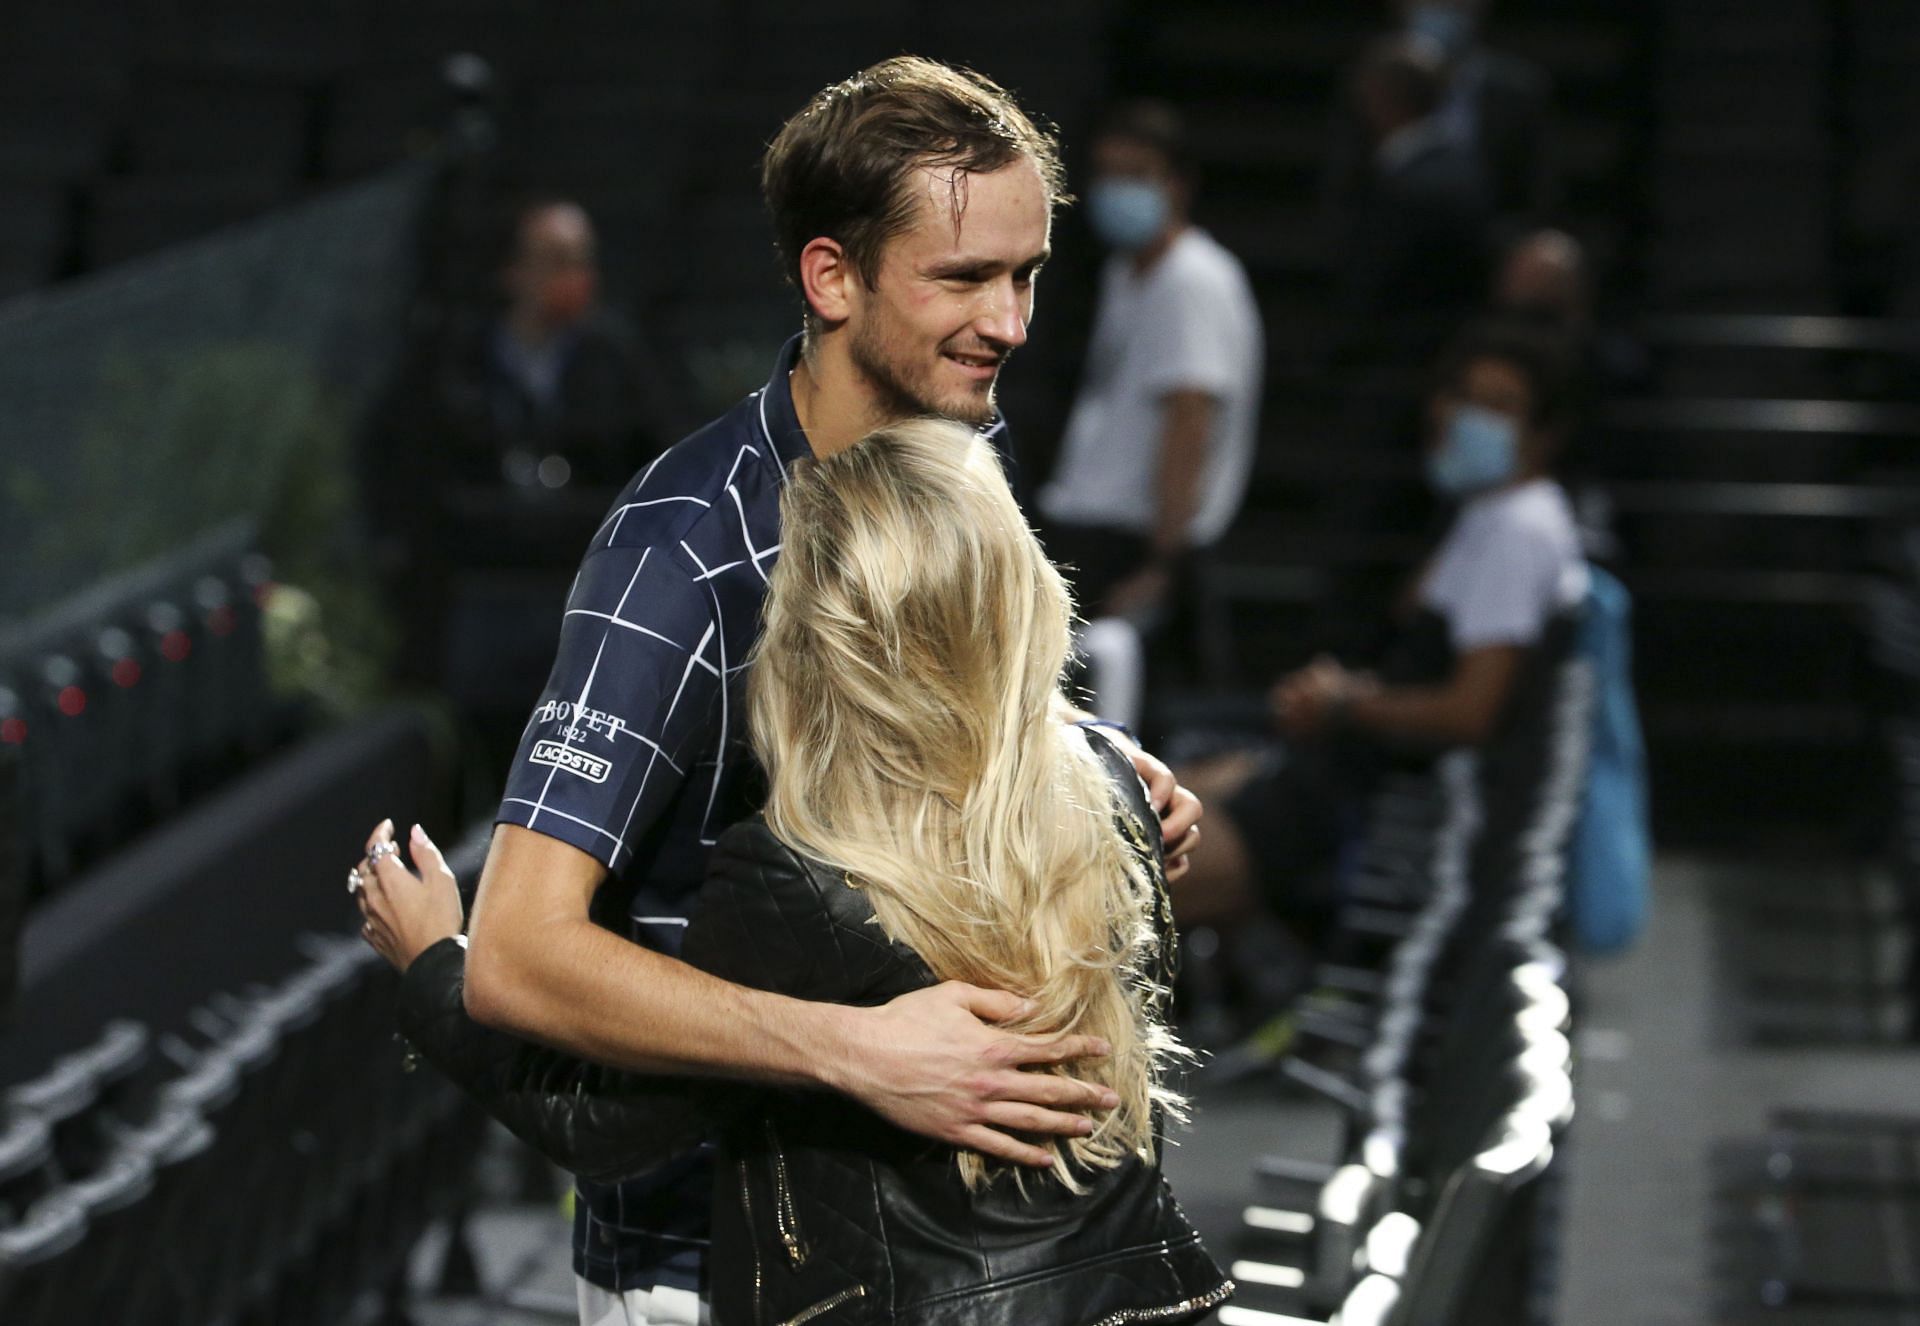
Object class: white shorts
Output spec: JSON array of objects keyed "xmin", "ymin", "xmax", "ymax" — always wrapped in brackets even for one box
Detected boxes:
[{"xmin": 575, "ymin": 1276, "xmax": 709, "ymax": 1326}]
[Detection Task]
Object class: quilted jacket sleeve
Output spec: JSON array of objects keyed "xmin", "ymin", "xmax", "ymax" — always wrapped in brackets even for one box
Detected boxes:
[
  {"xmin": 683, "ymin": 821, "xmax": 929, "ymax": 1006},
  {"xmin": 395, "ymin": 937, "xmax": 730, "ymax": 1185},
  {"xmin": 391, "ymin": 820, "xmax": 919, "ymax": 1185}
]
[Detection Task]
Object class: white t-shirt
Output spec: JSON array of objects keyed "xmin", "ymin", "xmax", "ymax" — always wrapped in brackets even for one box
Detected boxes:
[
  {"xmin": 1420, "ymin": 479, "xmax": 1589, "ymax": 651},
  {"xmin": 1039, "ymin": 228, "xmax": 1264, "ymax": 547}
]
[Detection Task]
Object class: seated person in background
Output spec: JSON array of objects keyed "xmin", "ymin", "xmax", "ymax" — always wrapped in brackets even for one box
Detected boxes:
[
  {"xmin": 355, "ymin": 420, "xmax": 1232, "ymax": 1324},
  {"xmin": 1175, "ymin": 320, "xmax": 1588, "ymax": 939},
  {"xmin": 1327, "ymin": 36, "xmax": 1494, "ymax": 367},
  {"xmin": 366, "ymin": 198, "xmax": 674, "ymax": 698},
  {"xmin": 1492, "ymin": 227, "xmax": 1648, "ymax": 398},
  {"xmin": 1038, "ymin": 100, "xmax": 1263, "ymax": 627},
  {"xmin": 384, "ymin": 197, "xmax": 670, "ymax": 492},
  {"xmin": 1395, "ymin": 0, "xmax": 1556, "ymax": 225},
  {"xmin": 1490, "ymin": 228, "xmax": 1645, "ymax": 558}
]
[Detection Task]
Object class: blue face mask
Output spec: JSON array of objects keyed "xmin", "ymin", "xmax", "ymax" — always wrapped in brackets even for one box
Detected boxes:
[
  {"xmin": 1087, "ymin": 179, "xmax": 1170, "ymax": 252},
  {"xmin": 1406, "ymin": 4, "xmax": 1474, "ymax": 57},
  {"xmin": 1427, "ymin": 404, "xmax": 1520, "ymax": 497}
]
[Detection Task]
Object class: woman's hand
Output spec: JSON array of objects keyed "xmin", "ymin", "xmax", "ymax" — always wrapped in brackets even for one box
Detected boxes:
[
  {"xmin": 1270, "ymin": 656, "xmax": 1365, "ymax": 739},
  {"xmin": 1086, "ymin": 726, "xmax": 1204, "ymax": 883},
  {"xmin": 353, "ymin": 820, "xmax": 465, "ymax": 972}
]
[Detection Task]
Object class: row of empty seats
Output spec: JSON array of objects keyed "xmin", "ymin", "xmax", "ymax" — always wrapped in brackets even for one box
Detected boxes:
[
  {"xmin": 1209, "ymin": 611, "xmax": 1591, "ymax": 1323},
  {"xmin": 0, "ymin": 928, "xmax": 482, "ymax": 1326},
  {"xmin": 1712, "ymin": 1102, "xmax": 1920, "ymax": 1318},
  {"xmin": 0, "ymin": 522, "xmax": 276, "ymax": 904}
]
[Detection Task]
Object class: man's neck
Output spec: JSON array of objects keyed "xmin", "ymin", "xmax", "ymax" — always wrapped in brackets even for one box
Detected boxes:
[
  {"xmin": 789, "ymin": 338, "xmax": 892, "ymax": 460},
  {"xmin": 505, "ymin": 308, "xmax": 561, "ymax": 353},
  {"xmin": 1129, "ymin": 221, "xmax": 1189, "ymax": 277}
]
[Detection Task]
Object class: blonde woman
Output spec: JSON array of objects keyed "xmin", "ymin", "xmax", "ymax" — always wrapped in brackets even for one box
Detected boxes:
[{"xmin": 358, "ymin": 419, "xmax": 1231, "ymax": 1324}]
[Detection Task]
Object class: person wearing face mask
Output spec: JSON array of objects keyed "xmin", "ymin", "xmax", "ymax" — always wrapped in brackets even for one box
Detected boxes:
[
  {"xmin": 1328, "ymin": 35, "xmax": 1494, "ymax": 368},
  {"xmin": 1037, "ymin": 100, "xmax": 1263, "ymax": 633},
  {"xmin": 366, "ymin": 197, "xmax": 679, "ymax": 703},
  {"xmin": 384, "ymin": 197, "xmax": 674, "ymax": 495},
  {"xmin": 1171, "ymin": 320, "xmax": 1589, "ymax": 955}
]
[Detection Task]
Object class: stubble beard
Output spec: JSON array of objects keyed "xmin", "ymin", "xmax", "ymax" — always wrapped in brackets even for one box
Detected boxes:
[{"xmin": 849, "ymin": 316, "xmax": 998, "ymax": 428}]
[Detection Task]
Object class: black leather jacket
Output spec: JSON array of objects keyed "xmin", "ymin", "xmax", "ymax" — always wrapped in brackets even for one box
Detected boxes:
[{"xmin": 397, "ymin": 736, "xmax": 1230, "ymax": 1324}]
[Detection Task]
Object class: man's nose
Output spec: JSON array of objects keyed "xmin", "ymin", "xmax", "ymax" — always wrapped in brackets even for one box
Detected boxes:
[{"xmin": 975, "ymin": 278, "xmax": 1030, "ymax": 350}]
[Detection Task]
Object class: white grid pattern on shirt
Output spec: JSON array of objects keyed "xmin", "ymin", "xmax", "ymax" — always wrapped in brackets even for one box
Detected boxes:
[
  {"xmin": 677, "ymin": 540, "xmax": 732, "ymax": 849},
  {"xmin": 522, "ymin": 544, "xmax": 710, "ymax": 855},
  {"xmin": 612, "ymin": 619, "xmax": 718, "ymax": 856}
]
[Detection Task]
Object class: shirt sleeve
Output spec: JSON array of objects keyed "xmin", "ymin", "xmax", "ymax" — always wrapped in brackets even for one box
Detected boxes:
[
  {"xmin": 1136, "ymin": 266, "xmax": 1239, "ymax": 399},
  {"xmin": 1427, "ymin": 516, "xmax": 1565, "ymax": 651},
  {"xmin": 496, "ymin": 543, "xmax": 722, "ymax": 873}
]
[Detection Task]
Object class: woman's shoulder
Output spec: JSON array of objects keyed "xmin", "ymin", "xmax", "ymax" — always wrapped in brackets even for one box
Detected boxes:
[
  {"xmin": 710, "ymin": 816, "xmax": 845, "ymax": 913},
  {"xmin": 1076, "ymin": 726, "xmax": 1165, "ymax": 871},
  {"xmin": 702, "ymin": 817, "xmax": 931, "ymax": 1001}
]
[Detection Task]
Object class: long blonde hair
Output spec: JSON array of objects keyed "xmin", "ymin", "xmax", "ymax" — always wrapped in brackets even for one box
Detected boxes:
[{"xmin": 748, "ymin": 417, "xmax": 1187, "ymax": 1188}]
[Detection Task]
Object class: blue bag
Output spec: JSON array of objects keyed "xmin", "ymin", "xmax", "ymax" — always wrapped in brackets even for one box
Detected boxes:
[{"xmin": 1569, "ymin": 566, "xmax": 1651, "ymax": 954}]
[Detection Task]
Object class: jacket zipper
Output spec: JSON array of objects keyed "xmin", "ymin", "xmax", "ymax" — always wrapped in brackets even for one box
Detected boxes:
[
  {"xmin": 1086, "ymin": 1280, "xmax": 1235, "ymax": 1325},
  {"xmin": 737, "ymin": 1159, "xmax": 764, "ymax": 1323},
  {"xmin": 765, "ymin": 1119, "xmax": 810, "ymax": 1267},
  {"xmin": 778, "ymin": 1284, "xmax": 867, "ymax": 1326}
]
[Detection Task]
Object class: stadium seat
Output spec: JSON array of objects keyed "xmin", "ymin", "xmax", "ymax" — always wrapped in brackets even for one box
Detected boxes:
[{"xmin": 0, "ymin": 1190, "xmax": 87, "ymax": 1326}]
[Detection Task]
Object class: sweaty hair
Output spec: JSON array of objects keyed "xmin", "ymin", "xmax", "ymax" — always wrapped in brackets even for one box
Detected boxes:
[
  {"xmin": 747, "ymin": 419, "xmax": 1186, "ymax": 1190},
  {"xmin": 760, "ymin": 56, "xmax": 1068, "ymax": 331}
]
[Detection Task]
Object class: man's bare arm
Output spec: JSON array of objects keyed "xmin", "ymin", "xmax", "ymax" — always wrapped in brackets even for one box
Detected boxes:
[
  {"xmin": 1345, "ymin": 645, "xmax": 1526, "ymax": 748},
  {"xmin": 461, "ymin": 824, "xmax": 1117, "ymax": 1167},
  {"xmin": 1151, "ymin": 388, "xmax": 1217, "ymax": 561}
]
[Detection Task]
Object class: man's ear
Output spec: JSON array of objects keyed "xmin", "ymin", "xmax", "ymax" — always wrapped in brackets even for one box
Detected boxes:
[{"xmin": 798, "ymin": 237, "xmax": 854, "ymax": 327}]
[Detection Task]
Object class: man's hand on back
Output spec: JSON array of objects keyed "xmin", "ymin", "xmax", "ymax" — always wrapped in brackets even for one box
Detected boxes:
[{"xmin": 818, "ymin": 982, "xmax": 1121, "ymax": 1168}]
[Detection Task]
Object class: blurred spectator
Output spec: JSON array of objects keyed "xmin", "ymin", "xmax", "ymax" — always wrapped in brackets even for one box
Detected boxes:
[
  {"xmin": 1492, "ymin": 226, "xmax": 1588, "ymax": 324},
  {"xmin": 381, "ymin": 198, "xmax": 671, "ymax": 494},
  {"xmin": 1492, "ymin": 227, "xmax": 1646, "ymax": 397},
  {"xmin": 1490, "ymin": 229, "xmax": 1643, "ymax": 558},
  {"xmin": 1175, "ymin": 321, "xmax": 1587, "ymax": 943},
  {"xmin": 1328, "ymin": 37, "xmax": 1494, "ymax": 364},
  {"xmin": 366, "ymin": 198, "xmax": 672, "ymax": 702},
  {"xmin": 1397, "ymin": 0, "xmax": 1557, "ymax": 223},
  {"xmin": 1037, "ymin": 100, "xmax": 1263, "ymax": 628}
]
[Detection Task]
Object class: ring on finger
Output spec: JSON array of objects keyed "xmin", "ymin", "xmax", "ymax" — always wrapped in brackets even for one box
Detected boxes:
[
  {"xmin": 367, "ymin": 840, "xmax": 400, "ymax": 867},
  {"xmin": 347, "ymin": 868, "xmax": 362, "ymax": 896}
]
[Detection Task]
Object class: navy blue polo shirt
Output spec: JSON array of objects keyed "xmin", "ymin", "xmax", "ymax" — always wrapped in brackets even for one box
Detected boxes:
[{"xmin": 496, "ymin": 334, "xmax": 1012, "ymax": 1292}]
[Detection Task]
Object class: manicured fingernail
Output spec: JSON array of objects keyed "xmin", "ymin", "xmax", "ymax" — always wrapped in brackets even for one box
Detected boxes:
[
  {"xmin": 411, "ymin": 823, "xmax": 427, "ymax": 845},
  {"xmin": 1077, "ymin": 1118, "xmax": 1094, "ymax": 1135},
  {"xmin": 1100, "ymin": 1089, "xmax": 1120, "ymax": 1108},
  {"xmin": 1093, "ymin": 1038, "xmax": 1112, "ymax": 1057}
]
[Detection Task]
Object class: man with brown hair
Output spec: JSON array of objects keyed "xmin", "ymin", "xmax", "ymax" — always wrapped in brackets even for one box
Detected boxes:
[{"xmin": 364, "ymin": 57, "xmax": 1202, "ymax": 1323}]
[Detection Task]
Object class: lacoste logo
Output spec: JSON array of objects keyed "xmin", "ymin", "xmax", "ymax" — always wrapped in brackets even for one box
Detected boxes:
[{"xmin": 530, "ymin": 740, "xmax": 612, "ymax": 784}]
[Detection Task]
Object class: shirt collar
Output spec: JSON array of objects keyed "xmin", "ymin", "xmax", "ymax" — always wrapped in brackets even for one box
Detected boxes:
[{"xmin": 757, "ymin": 333, "xmax": 815, "ymax": 475}]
